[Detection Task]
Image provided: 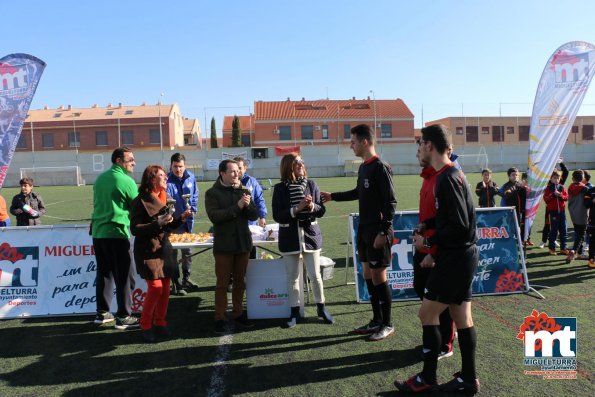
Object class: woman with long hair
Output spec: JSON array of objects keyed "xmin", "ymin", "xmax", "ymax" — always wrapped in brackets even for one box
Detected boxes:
[
  {"xmin": 272, "ymin": 153, "xmax": 333, "ymax": 327},
  {"xmin": 130, "ymin": 165, "xmax": 191, "ymax": 342}
]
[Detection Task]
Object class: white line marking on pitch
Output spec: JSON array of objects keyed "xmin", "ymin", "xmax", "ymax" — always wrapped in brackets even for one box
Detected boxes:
[{"xmin": 206, "ymin": 327, "xmax": 234, "ymax": 397}]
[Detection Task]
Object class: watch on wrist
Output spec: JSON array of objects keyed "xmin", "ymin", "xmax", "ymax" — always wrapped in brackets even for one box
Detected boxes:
[{"xmin": 378, "ymin": 231, "xmax": 386, "ymax": 236}]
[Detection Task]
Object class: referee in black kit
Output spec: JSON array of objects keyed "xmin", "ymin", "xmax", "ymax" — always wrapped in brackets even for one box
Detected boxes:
[
  {"xmin": 395, "ymin": 124, "xmax": 480, "ymax": 394},
  {"xmin": 321, "ymin": 124, "xmax": 397, "ymax": 341}
]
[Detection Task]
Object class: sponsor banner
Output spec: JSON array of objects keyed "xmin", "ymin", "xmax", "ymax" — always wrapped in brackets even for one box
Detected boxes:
[
  {"xmin": 0, "ymin": 226, "xmax": 146, "ymax": 319},
  {"xmin": 351, "ymin": 208, "xmax": 529, "ymax": 302},
  {"xmin": 525, "ymin": 41, "xmax": 595, "ymax": 238},
  {"xmin": 518, "ymin": 310, "xmax": 577, "ymax": 379},
  {"xmin": 0, "ymin": 53, "xmax": 46, "ymax": 188}
]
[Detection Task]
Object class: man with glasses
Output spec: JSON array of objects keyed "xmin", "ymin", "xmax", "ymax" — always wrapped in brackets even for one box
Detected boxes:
[
  {"xmin": 91, "ymin": 147, "xmax": 140, "ymax": 329},
  {"xmin": 321, "ymin": 124, "xmax": 397, "ymax": 341}
]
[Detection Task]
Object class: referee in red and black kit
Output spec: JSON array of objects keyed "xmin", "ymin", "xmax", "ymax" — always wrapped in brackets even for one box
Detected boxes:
[
  {"xmin": 412, "ymin": 140, "xmax": 456, "ymax": 361},
  {"xmin": 395, "ymin": 124, "xmax": 480, "ymax": 394},
  {"xmin": 321, "ymin": 124, "xmax": 397, "ymax": 341}
]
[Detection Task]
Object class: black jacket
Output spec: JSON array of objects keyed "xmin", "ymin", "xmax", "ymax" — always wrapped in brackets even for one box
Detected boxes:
[
  {"xmin": 272, "ymin": 179, "xmax": 325, "ymax": 253},
  {"xmin": 475, "ymin": 180, "xmax": 498, "ymax": 208},
  {"xmin": 10, "ymin": 191, "xmax": 46, "ymax": 226}
]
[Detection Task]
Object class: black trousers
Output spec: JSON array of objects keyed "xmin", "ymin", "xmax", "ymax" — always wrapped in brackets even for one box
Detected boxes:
[{"xmin": 93, "ymin": 238, "xmax": 135, "ymax": 317}]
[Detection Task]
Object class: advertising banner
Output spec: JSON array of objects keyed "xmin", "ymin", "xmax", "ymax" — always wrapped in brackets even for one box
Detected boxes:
[
  {"xmin": 351, "ymin": 208, "xmax": 529, "ymax": 302},
  {"xmin": 525, "ymin": 41, "xmax": 595, "ymax": 238},
  {"xmin": 0, "ymin": 53, "xmax": 46, "ymax": 188},
  {"xmin": 0, "ymin": 226, "xmax": 146, "ymax": 319}
]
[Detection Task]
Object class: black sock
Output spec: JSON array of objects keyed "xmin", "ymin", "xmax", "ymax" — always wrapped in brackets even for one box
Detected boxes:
[
  {"xmin": 439, "ymin": 308, "xmax": 455, "ymax": 352},
  {"xmin": 365, "ymin": 279, "xmax": 382, "ymax": 323},
  {"xmin": 375, "ymin": 281, "xmax": 392, "ymax": 326},
  {"xmin": 458, "ymin": 326, "xmax": 477, "ymax": 382},
  {"xmin": 421, "ymin": 325, "xmax": 441, "ymax": 384}
]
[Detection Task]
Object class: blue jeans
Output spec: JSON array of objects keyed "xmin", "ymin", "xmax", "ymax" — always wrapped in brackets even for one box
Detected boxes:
[{"xmin": 548, "ymin": 211, "xmax": 567, "ymax": 250}]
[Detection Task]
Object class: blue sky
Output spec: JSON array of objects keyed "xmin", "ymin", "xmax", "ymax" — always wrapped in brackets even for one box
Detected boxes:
[{"xmin": 4, "ymin": 0, "xmax": 595, "ymax": 131}]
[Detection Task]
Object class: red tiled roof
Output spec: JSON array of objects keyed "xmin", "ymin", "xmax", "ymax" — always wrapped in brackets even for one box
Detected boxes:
[
  {"xmin": 223, "ymin": 115, "xmax": 254, "ymax": 131},
  {"xmin": 27, "ymin": 103, "xmax": 174, "ymax": 122},
  {"xmin": 254, "ymin": 99, "xmax": 413, "ymax": 121}
]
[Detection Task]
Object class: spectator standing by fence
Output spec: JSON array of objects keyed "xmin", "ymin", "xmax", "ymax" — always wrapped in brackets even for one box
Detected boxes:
[{"xmin": 10, "ymin": 177, "xmax": 46, "ymax": 226}]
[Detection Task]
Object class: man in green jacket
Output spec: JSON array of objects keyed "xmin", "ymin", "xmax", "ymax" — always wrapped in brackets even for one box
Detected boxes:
[
  {"xmin": 91, "ymin": 147, "xmax": 140, "ymax": 329},
  {"xmin": 205, "ymin": 159, "xmax": 259, "ymax": 334}
]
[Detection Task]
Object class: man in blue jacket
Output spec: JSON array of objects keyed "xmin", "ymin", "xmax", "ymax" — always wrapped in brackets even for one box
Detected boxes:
[
  {"xmin": 234, "ymin": 157, "xmax": 267, "ymax": 259},
  {"xmin": 167, "ymin": 153, "xmax": 199, "ymax": 294}
]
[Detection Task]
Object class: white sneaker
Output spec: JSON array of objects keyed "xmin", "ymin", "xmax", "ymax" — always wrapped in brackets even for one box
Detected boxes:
[
  {"xmin": 555, "ymin": 241, "xmax": 560, "ymax": 247},
  {"xmin": 438, "ymin": 350, "xmax": 454, "ymax": 360},
  {"xmin": 538, "ymin": 242, "xmax": 545, "ymax": 249},
  {"xmin": 368, "ymin": 325, "xmax": 395, "ymax": 341}
]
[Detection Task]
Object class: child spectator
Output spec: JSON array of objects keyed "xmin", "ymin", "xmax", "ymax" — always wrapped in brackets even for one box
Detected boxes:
[
  {"xmin": 9, "ymin": 177, "xmax": 46, "ymax": 226},
  {"xmin": 475, "ymin": 168, "xmax": 498, "ymax": 208},
  {"xmin": 584, "ymin": 184, "xmax": 595, "ymax": 268},
  {"xmin": 540, "ymin": 160, "xmax": 568, "ymax": 248},
  {"xmin": 543, "ymin": 170, "xmax": 569, "ymax": 256},
  {"xmin": 0, "ymin": 194, "xmax": 10, "ymax": 226},
  {"xmin": 566, "ymin": 170, "xmax": 588, "ymax": 262},
  {"xmin": 500, "ymin": 167, "xmax": 527, "ymax": 242}
]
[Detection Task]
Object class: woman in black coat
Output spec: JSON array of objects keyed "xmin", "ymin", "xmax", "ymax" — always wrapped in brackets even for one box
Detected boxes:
[
  {"xmin": 272, "ymin": 153, "xmax": 333, "ymax": 327},
  {"xmin": 130, "ymin": 165, "xmax": 191, "ymax": 342}
]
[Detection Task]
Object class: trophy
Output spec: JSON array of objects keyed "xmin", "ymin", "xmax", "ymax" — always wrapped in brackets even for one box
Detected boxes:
[
  {"xmin": 165, "ymin": 198, "xmax": 177, "ymax": 215},
  {"xmin": 181, "ymin": 194, "xmax": 191, "ymax": 210}
]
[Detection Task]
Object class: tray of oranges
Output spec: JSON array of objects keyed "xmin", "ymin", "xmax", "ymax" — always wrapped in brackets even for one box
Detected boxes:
[{"xmin": 169, "ymin": 232, "xmax": 213, "ymax": 244}]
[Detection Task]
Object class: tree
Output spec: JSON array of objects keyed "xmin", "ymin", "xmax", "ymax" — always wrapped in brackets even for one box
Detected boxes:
[
  {"xmin": 210, "ymin": 117, "xmax": 218, "ymax": 149},
  {"xmin": 231, "ymin": 115, "xmax": 242, "ymax": 147}
]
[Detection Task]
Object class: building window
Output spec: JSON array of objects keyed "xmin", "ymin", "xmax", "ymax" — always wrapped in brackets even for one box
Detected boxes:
[
  {"xmin": 492, "ymin": 126, "xmax": 504, "ymax": 142},
  {"xmin": 241, "ymin": 135, "xmax": 251, "ymax": 147},
  {"xmin": 301, "ymin": 125, "xmax": 314, "ymax": 140},
  {"xmin": 121, "ymin": 130, "xmax": 134, "ymax": 145},
  {"xmin": 466, "ymin": 126, "xmax": 479, "ymax": 142},
  {"xmin": 321, "ymin": 125, "xmax": 329, "ymax": 139},
  {"xmin": 279, "ymin": 126, "xmax": 291, "ymax": 141},
  {"xmin": 519, "ymin": 125, "xmax": 530, "ymax": 141},
  {"xmin": 53, "ymin": 113, "xmax": 62, "ymax": 118},
  {"xmin": 105, "ymin": 111, "xmax": 114, "ymax": 116},
  {"xmin": 16, "ymin": 134, "xmax": 26, "ymax": 149},
  {"xmin": 506, "ymin": 126, "xmax": 515, "ymax": 135},
  {"xmin": 96, "ymin": 131, "xmax": 108, "ymax": 146},
  {"xmin": 455, "ymin": 127, "xmax": 463, "ymax": 135},
  {"xmin": 149, "ymin": 128, "xmax": 161, "ymax": 144},
  {"xmin": 42, "ymin": 133, "xmax": 54, "ymax": 148},
  {"xmin": 380, "ymin": 124, "xmax": 392, "ymax": 138},
  {"xmin": 572, "ymin": 125, "xmax": 579, "ymax": 133},
  {"xmin": 583, "ymin": 125, "xmax": 594, "ymax": 140},
  {"xmin": 481, "ymin": 126, "xmax": 490, "ymax": 135},
  {"xmin": 68, "ymin": 131, "xmax": 80, "ymax": 148},
  {"xmin": 125, "ymin": 110, "xmax": 133, "ymax": 115},
  {"xmin": 343, "ymin": 124, "xmax": 351, "ymax": 139}
]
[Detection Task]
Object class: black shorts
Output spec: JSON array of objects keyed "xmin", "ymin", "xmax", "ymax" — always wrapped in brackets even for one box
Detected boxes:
[
  {"xmin": 356, "ymin": 224, "xmax": 392, "ymax": 268},
  {"xmin": 424, "ymin": 245, "xmax": 478, "ymax": 305},
  {"xmin": 413, "ymin": 251, "xmax": 432, "ymax": 300}
]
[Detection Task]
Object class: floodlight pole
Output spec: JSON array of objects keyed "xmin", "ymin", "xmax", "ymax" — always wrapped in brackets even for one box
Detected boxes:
[{"xmin": 159, "ymin": 93, "xmax": 164, "ymax": 167}]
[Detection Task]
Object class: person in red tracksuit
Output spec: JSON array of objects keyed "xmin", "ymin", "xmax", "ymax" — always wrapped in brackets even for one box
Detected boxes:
[
  {"xmin": 543, "ymin": 170, "xmax": 569, "ymax": 256},
  {"xmin": 413, "ymin": 146, "xmax": 456, "ymax": 360}
]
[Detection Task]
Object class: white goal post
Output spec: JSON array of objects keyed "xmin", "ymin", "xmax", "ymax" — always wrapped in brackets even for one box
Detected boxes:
[
  {"xmin": 20, "ymin": 166, "xmax": 85, "ymax": 186},
  {"xmin": 455, "ymin": 146, "xmax": 489, "ymax": 172}
]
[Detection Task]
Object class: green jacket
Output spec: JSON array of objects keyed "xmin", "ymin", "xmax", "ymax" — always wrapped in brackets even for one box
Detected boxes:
[
  {"xmin": 205, "ymin": 178, "xmax": 259, "ymax": 254},
  {"xmin": 91, "ymin": 164, "xmax": 138, "ymax": 239}
]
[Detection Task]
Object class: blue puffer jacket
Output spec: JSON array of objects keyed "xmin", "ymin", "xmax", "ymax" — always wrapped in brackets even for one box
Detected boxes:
[
  {"xmin": 272, "ymin": 179, "xmax": 325, "ymax": 254},
  {"xmin": 241, "ymin": 173, "xmax": 267, "ymax": 225},
  {"xmin": 166, "ymin": 169, "xmax": 199, "ymax": 233}
]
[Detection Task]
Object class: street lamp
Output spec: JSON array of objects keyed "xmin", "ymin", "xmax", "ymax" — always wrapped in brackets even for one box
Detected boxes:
[
  {"xmin": 158, "ymin": 92, "xmax": 164, "ymax": 166},
  {"xmin": 369, "ymin": 90, "xmax": 379, "ymax": 152}
]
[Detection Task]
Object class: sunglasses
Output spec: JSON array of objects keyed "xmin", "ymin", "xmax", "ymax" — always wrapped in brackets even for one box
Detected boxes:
[{"xmin": 293, "ymin": 159, "xmax": 305, "ymax": 165}]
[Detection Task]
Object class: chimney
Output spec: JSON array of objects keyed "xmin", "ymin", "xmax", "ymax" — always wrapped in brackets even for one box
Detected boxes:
[
  {"xmin": 68, "ymin": 105, "xmax": 72, "ymax": 110},
  {"xmin": 367, "ymin": 96, "xmax": 370, "ymax": 100},
  {"xmin": 118, "ymin": 102, "xmax": 122, "ymax": 108},
  {"xmin": 44, "ymin": 105, "xmax": 49, "ymax": 110},
  {"xmin": 58, "ymin": 105, "xmax": 64, "ymax": 110},
  {"xmin": 352, "ymin": 96, "xmax": 355, "ymax": 100},
  {"xmin": 107, "ymin": 103, "xmax": 112, "ymax": 108},
  {"xmin": 92, "ymin": 104, "xmax": 98, "ymax": 108},
  {"xmin": 301, "ymin": 97, "xmax": 305, "ymax": 101},
  {"xmin": 141, "ymin": 102, "xmax": 146, "ymax": 106},
  {"xmin": 287, "ymin": 97, "xmax": 290, "ymax": 101}
]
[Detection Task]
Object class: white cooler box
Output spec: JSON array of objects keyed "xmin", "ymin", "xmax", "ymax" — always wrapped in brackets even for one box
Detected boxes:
[{"xmin": 246, "ymin": 258, "xmax": 304, "ymax": 320}]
